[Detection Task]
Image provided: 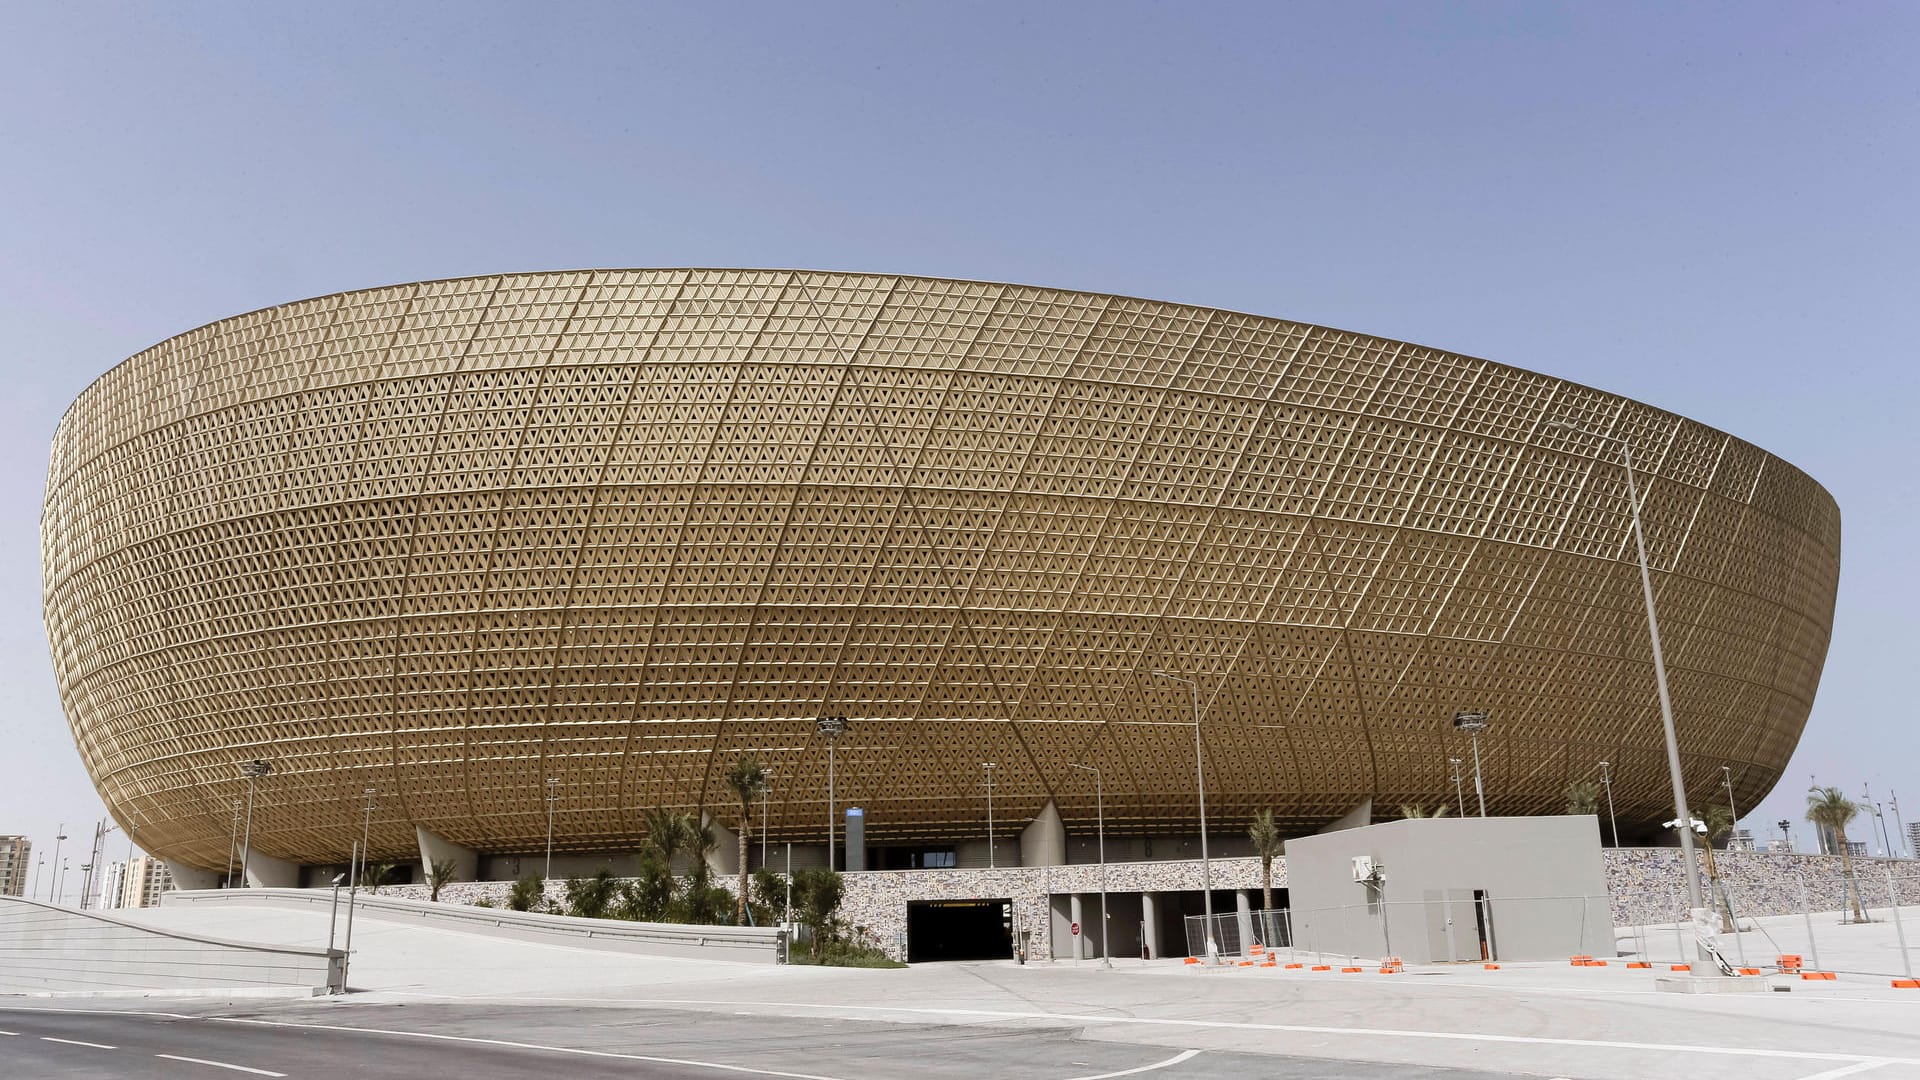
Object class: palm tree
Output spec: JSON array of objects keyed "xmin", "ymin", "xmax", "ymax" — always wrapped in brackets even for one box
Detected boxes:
[
  {"xmin": 1398, "ymin": 804, "xmax": 1450, "ymax": 818},
  {"xmin": 1807, "ymin": 786, "xmax": 1868, "ymax": 922},
  {"xmin": 724, "ymin": 757, "xmax": 770, "ymax": 924},
  {"xmin": 1247, "ymin": 810, "xmax": 1282, "ymax": 910},
  {"xmin": 1693, "ymin": 804, "xmax": 1735, "ymax": 933},
  {"xmin": 1565, "ymin": 781, "xmax": 1600, "ymax": 816},
  {"xmin": 426, "ymin": 858, "xmax": 457, "ymax": 902},
  {"xmin": 643, "ymin": 806, "xmax": 689, "ymax": 872}
]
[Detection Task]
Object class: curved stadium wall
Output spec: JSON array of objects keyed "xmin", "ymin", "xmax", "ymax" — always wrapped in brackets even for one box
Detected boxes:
[{"xmin": 41, "ymin": 270, "xmax": 1840, "ymax": 872}]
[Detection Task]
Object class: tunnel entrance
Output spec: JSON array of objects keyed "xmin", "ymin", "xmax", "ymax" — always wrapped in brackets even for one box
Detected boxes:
[{"xmin": 906, "ymin": 899, "xmax": 1013, "ymax": 962}]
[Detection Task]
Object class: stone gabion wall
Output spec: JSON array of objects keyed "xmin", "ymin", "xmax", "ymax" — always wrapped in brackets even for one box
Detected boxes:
[
  {"xmin": 350, "ymin": 849, "xmax": 1919, "ymax": 963},
  {"xmin": 1603, "ymin": 848, "xmax": 1920, "ymax": 926}
]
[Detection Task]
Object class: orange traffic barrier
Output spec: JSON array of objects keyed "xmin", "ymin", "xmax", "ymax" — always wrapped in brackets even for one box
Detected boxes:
[
  {"xmin": 1626, "ymin": 962, "xmax": 1652, "ymax": 969},
  {"xmin": 1801, "ymin": 971, "xmax": 1836, "ymax": 981},
  {"xmin": 1259, "ymin": 960, "xmax": 1277, "ymax": 967},
  {"xmin": 1311, "ymin": 965, "xmax": 1331, "ymax": 971},
  {"xmin": 1893, "ymin": 979, "xmax": 1920, "ymax": 989},
  {"xmin": 1670, "ymin": 964, "xmax": 1690, "ymax": 971},
  {"xmin": 1237, "ymin": 960, "xmax": 1254, "ymax": 967},
  {"xmin": 1183, "ymin": 957, "xmax": 1201, "ymax": 965},
  {"xmin": 1285, "ymin": 963, "xmax": 1304, "ymax": 969},
  {"xmin": 1738, "ymin": 967, "xmax": 1762, "ymax": 976},
  {"xmin": 1340, "ymin": 966, "xmax": 1363, "ymax": 973},
  {"xmin": 1250, "ymin": 944, "xmax": 1266, "ymax": 955},
  {"xmin": 1777, "ymin": 955, "xmax": 1803, "ymax": 973},
  {"xmin": 1569, "ymin": 955, "xmax": 1593, "ymax": 966},
  {"xmin": 1483, "ymin": 963, "xmax": 1500, "ymax": 970},
  {"xmin": 1377, "ymin": 967, "xmax": 1400, "ymax": 974}
]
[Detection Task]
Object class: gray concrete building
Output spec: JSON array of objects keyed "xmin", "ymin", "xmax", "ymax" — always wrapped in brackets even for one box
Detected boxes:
[{"xmin": 0, "ymin": 836, "xmax": 30, "ymax": 897}]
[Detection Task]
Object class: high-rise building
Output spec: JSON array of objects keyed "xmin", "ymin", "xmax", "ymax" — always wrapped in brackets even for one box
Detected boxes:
[
  {"xmin": 96, "ymin": 860, "xmax": 128, "ymax": 910},
  {"xmin": 1906, "ymin": 821, "xmax": 1919, "ymax": 860},
  {"xmin": 118, "ymin": 855, "xmax": 172, "ymax": 908},
  {"xmin": 0, "ymin": 836, "xmax": 30, "ymax": 896}
]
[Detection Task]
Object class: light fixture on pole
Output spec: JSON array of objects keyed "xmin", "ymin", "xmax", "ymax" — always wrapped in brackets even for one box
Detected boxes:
[
  {"xmin": 1546, "ymin": 418, "xmax": 1707, "ymax": 951},
  {"xmin": 342, "ymin": 841, "xmax": 359, "ymax": 992},
  {"xmin": 544, "ymin": 777, "xmax": 560, "ymax": 880},
  {"xmin": 983, "ymin": 763, "xmax": 996, "ymax": 869},
  {"xmin": 1893, "ymin": 792, "xmax": 1910, "ymax": 860},
  {"xmin": 1722, "ymin": 765, "xmax": 1740, "ymax": 835},
  {"xmin": 1152, "ymin": 670, "xmax": 1215, "ymax": 964},
  {"xmin": 1446, "ymin": 757, "xmax": 1465, "ymax": 817},
  {"xmin": 239, "ymin": 759, "xmax": 273, "ymax": 888},
  {"xmin": 1777, "ymin": 818, "xmax": 1792, "ymax": 853},
  {"xmin": 1069, "ymin": 762, "xmax": 1111, "ymax": 968},
  {"xmin": 326, "ymin": 872, "xmax": 345, "ymax": 992},
  {"xmin": 817, "ymin": 716, "xmax": 847, "ymax": 870},
  {"xmin": 1598, "ymin": 761, "xmax": 1620, "ymax": 847},
  {"xmin": 1451, "ymin": 712, "xmax": 1489, "ymax": 817}
]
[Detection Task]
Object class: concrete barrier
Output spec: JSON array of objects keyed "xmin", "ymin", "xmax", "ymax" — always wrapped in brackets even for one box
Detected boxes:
[
  {"xmin": 166, "ymin": 888, "xmax": 786, "ymax": 964},
  {"xmin": 0, "ymin": 896, "xmax": 341, "ymax": 996}
]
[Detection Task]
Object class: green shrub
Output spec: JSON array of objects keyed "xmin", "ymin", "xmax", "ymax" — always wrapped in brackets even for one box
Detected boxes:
[
  {"xmin": 506, "ymin": 873, "xmax": 545, "ymax": 912},
  {"xmin": 564, "ymin": 868, "xmax": 621, "ymax": 920}
]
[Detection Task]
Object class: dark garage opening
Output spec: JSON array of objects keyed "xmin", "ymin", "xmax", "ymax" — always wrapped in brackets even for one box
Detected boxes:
[{"xmin": 907, "ymin": 899, "xmax": 1013, "ymax": 962}]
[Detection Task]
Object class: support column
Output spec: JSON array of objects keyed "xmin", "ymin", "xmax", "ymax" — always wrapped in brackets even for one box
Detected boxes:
[
  {"xmin": 163, "ymin": 861, "xmax": 221, "ymax": 892},
  {"xmin": 240, "ymin": 849, "xmax": 299, "ymax": 889},
  {"xmin": 1142, "ymin": 892, "xmax": 1161, "ymax": 960},
  {"xmin": 1070, "ymin": 893, "xmax": 1085, "ymax": 960},
  {"xmin": 701, "ymin": 813, "xmax": 739, "ymax": 877},
  {"xmin": 1236, "ymin": 889, "xmax": 1255, "ymax": 955},
  {"xmin": 1020, "ymin": 801, "xmax": 1066, "ymax": 867},
  {"xmin": 415, "ymin": 826, "xmax": 478, "ymax": 882}
]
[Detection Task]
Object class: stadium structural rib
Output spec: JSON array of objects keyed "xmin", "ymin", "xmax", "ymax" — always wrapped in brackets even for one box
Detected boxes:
[{"xmin": 41, "ymin": 270, "xmax": 1839, "ymax": 872}]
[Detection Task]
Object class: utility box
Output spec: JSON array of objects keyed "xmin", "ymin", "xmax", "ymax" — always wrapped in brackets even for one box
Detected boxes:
[
  {"xmin": 1284, "ymin": 816, "xmax": 1610, "ymax": 964},
  {"xmin": 844, "ymin": 807, "xmax": 865, "ymax": 872}
]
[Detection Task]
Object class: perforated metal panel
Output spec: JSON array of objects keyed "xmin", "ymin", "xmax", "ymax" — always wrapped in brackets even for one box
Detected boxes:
[{"xmin": 42, "ymin": 271, "xmax": 1840, "ymax": 870}]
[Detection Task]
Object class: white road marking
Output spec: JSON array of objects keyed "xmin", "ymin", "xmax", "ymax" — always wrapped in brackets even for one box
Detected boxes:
[
  {"xmin": 1795, "ymin": 1062, "xmax": 1891, "ymax": 1080},
  {"xmin": 635, "ymin": 997, "xmax": 1920, "ymax": 1069},
  {"xmin": 1059, "ymin": 1049, "xmax": 1200, "ymax": 1079},
  {"xmin": 42, "ymin": 1036, "xmax": 118, "ymax": 1049},
  {"xmin": 0, "ymin": 1030, "xmax": 18, "ymax": 1036},
  {"xmin": 155, "ymin": 1053, "xmax": 287, "ymax": 1076}
]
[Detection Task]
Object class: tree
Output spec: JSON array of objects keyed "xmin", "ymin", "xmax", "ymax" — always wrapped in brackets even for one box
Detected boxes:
[
  {"xmin": 724, "ymin": 757, "xmax": 770, "ymax": 925},
  {"xmin": 619, "ymin": 851, "xmax": 674, "ymax": 921},
  {"xmin": 426, "ymin": 858, "xmax": 457, "ymax": 902},
  {"xmin": 1692, "ymin": 804, "xmax": 1735, "ymax": 933},
  {"xmin": 364, "ymin": 862, "xmax": 395, "ymax": 895},
  {"xmin": 506, "ymin": 873, "xmax": 545, "ymax": 912},
  {"xmin": 1398, "ymin": 804, "xmax": 1449, "ymax": 818},
  {"xmin": 1807, "ymin": 786, "xmax": 1868, "ymax": 922},
  {"xmin": 564, "ymin": 868, "xmax": 621, "ymax": 920},
  {"xmin": 643, "ymin": 806, "xmax": 690, "ymax": 872},
  {"xmin": 1565, "ymin": 781, "xmax": 1601, "ymax": 816},
  {"xmin": 679, "ymin": 816, "xmax": 731, "ymax": 924},
  {"xmin": 1247, "ymin": 810, "xmax": 1282, "ymax": 910},
  {"xmin": 793, "ymin": 867, "xmax": 845, "ymax": 958}
]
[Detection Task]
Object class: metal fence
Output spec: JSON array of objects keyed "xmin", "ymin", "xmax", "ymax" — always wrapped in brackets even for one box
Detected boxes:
[{"xmin": 1185, "ymin": 894, "xmax": 1612, "ymax": 965}]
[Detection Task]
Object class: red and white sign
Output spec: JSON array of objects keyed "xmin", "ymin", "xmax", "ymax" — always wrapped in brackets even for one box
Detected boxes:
[{"xmin": 1070, "ymin": 922, "xmax": 1081, "ymax": 936}]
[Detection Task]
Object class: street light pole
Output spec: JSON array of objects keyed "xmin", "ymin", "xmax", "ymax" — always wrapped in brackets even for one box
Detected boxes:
[
  {"xmin": 1453, "ymin": 712, "xmax": 1488, "ymax": 817},
  {"xmin": 817, "ymin": 717, "xmax": 847, "ymax": 870},
  {"xmin": 1599, "ymin": 761, "xmax": 1621, "ymax": 847},
  {"xmin": 49, "ymin": 826, "xmax": 65, "ymax": 904},
  {"xmin": 1154, "ymin": 670, "xmax": 1214, "ymax": 963},
  {"xmin": 224, "ymin": 798, "xmax": 242, "ymax": 888},
  {"xmin": 544, "ymin": 778, "xmax": 560, "ymax": 880},
  {"xmin": 1547, "ymin": 419, "xmax": 1706, "ymax": 937},
  {"xmin": 760, "ymin": 777, "xmax": 772, "ymax": 870},
  {"xmin": 1893, "ymin": 793, "xmax": 1910, "ymax": 860},
  {"xmin": 358, "ymin": 787, "xmax": 376, "ymax": 889},
  {"xmin": 1448, "ymin": 758, "xmax": 1466, "ymax": 818},
  {"xmin": 984, "ymin": 763, "xmax": 996, "ymax": 869},
  {"xmin": 1069, "ymin": 762, "xmax": 1110, "ymax": 968},
  {"xmin": 239, "ymin": 760, "xmax": 273, "ymax": 888}
]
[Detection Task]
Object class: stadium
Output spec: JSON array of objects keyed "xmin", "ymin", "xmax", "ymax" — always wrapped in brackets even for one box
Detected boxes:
[{"xmin": 42, "ymin": 270, "xmax": 1839, "ymax": 883}]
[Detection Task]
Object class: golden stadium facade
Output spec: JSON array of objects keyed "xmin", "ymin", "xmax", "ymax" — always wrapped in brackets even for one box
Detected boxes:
[{"xmin": 42, "ymin": 270, "xmax": 1839, "ymax": 873}]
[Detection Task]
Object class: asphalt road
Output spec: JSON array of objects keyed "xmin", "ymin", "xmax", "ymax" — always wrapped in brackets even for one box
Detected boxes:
[{"xmin": 0, "ymin": 1002, "xmax": 1531, "ymax": 1080}]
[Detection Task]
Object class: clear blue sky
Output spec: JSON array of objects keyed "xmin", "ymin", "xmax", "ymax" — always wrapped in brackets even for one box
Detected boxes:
[{"xmin": 4, "ymin": 2, "xmax": 1915, "ymax": 892}]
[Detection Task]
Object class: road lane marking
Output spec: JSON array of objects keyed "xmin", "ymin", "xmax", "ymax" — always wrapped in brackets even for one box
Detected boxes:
[
  {"xmin": 0, "ymin": 1030, "xmax": 18, "ymax": 1036},
  {"xmin": 42, "ymin": 1036, "xmax": 118, "ymax": 1049},
  {"xmin": 1795, "ymin": 1062, "xmax": 1891, "ymax": 1080},
  {"xmin": 1060, "ymin": 1049, "xmax": 1200, "ymax": 1079},
  {"xmin": 632, "ymin": 997, "xmax": 1920, "ymax": 1069},
  {"xmin": 155, "ymin": 1053, "xmax": 287, "ymax": 1076}
]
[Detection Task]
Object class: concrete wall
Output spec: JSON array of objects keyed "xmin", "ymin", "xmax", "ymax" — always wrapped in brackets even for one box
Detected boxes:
[
  {"xmin": 1285, "ymin": 816, "xmax": 1611, "ymax": 963},
  {"xmin": 166, "ymin": 888, "xmax": 786, "ymax": 964},
  {"xmin": 0, "ymin": 896, "xmax": 340, "ymax": 995}
]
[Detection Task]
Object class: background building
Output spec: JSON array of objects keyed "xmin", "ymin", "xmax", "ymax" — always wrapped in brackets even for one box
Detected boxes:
[
  {"xmin": 0, "ymin": 836, "xmax": 30, "ymax": 897},
  {"xmin": 114, "ymin": 856, "xmax": 171, "ymax": 909},
  {"xmin": 41, "ymin": 270, "xmax": 1839, "ymax": 885},
  {"xmin": 96, "ymin": 860, "xmax": 126, "ymax": 910}
]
